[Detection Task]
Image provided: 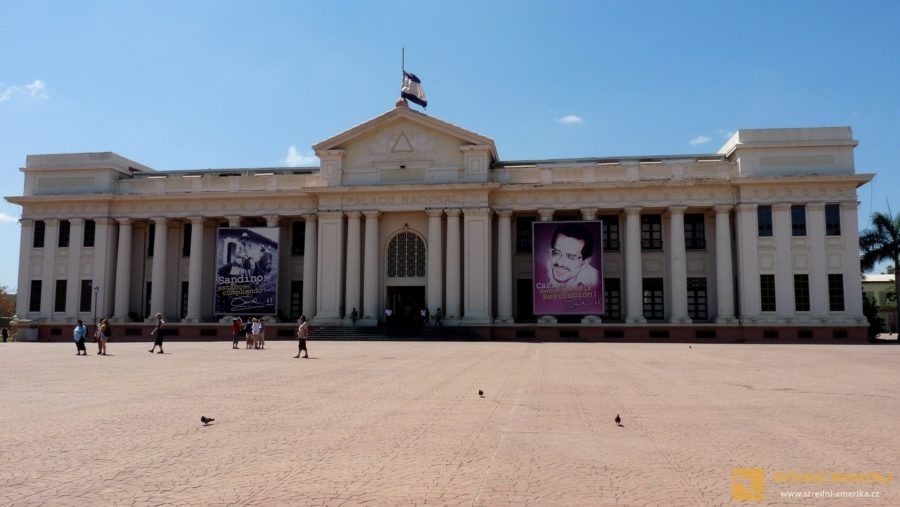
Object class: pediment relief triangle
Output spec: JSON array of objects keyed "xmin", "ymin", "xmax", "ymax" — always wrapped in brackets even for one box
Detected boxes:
[{"xmin": 391, "ymin": 132, "xmax": 414, "ymax": 154}]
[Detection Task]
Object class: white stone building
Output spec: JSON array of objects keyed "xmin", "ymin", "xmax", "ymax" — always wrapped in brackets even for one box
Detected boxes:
[{"xmin": 6, "ymin": 103, "xmax": 873, "ymax": 341}]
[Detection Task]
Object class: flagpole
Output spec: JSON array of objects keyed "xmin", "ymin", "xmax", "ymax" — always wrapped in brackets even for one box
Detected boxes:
[{"xmin": 402, "ymin": 47, "xmax": 405, "ymax": 85}]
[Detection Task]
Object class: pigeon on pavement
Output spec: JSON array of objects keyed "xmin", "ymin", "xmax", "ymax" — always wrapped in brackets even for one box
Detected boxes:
[
  {"xmin": 478, "ymin": 389, "xmax": 484, "ymax": 398},
  {"xmin": 201, "ymin": 416, "xmax": 215, "ymax": 425},
  {"xmin": 615, "ymin": 414, "xmax": 622, "ymax": 426}
]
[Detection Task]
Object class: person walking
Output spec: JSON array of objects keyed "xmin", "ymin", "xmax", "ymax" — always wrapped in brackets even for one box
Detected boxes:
[
  {"xmin": 350, "ymin": 307, "xmax": 359, "ymax": 327},
  {"xmin": 434, "ymin": 307, "xmax": 443, "ymax": 327},
  {"xmin": 244, "ymin": 318, "xmax": 254, "ymax": 349},
  {"xmin": 73, "ymin": 319, "xmax": 88, "ymax": 355},
  {"xmin": 1, "ymin": 326, "xmax": 9, "ymax": 342},
  {"xmin": 231, "ymin": 317, "xmax": 242, "ymax": 349},
  {"xmin": 294, "ymin": 315, "xmax": 309, "ymax": 358},
  {"xmin": 257, "ymin": 319, "xmax": 265, "ymax": 350},
  {"xmin": 148, "ymin": 313, "xmax": 166, "ymax": 354}
]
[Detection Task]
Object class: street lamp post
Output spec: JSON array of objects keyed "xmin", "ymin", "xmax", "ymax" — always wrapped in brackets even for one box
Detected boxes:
[{"xmin": 92, "ymin": 286, "xmax": 100, "ymax": 329}]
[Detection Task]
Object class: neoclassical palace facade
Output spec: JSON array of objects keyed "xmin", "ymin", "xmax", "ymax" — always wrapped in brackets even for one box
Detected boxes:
[{"xmin": 8, "ymin": 104, "xmax": 873, "ymax": 341}]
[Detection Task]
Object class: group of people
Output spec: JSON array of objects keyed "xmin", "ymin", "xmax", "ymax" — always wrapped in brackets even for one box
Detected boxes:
[
  {"xmin": 72, "ymin": 317, "xmax": 114, "ymax": 355},
  {"xmin": 383, "ymin": 306, "xmax": 443, "ymax": 327},
  {"xmin": 230, "ymin": 317, "xmax": 267, "ymax": 350}
]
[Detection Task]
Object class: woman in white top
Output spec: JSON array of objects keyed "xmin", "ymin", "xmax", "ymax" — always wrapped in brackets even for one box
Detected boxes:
[{"xmin": 251, "ymin": 318, "xmax": 262, "ymax": 350}]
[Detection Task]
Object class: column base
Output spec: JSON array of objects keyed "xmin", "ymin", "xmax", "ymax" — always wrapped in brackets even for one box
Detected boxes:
[
  {"xmin": 626, "ymin": 316, "xmax": 647, "ymax": 324},
  {"xmin": 311, "ymin": 317, "xmax": 344, "ymax": 326},
  {"xmin": 495, "ymin": 317, "xmax": 515, "ymax": 324},
  {"xmin": 715, "ymin": 316, "xmax": 739, "ymax": 325},
  {"xmin": 182, "ymin": 317, "xmax": 202, "ymax": 324},
  {"xmin": 461, "ymin": 316, "xmax": 492, "ymax": 326},
  {"xmin": 581, "ymin": 315, "xmax": 602, "ymax": 324},
  {"xmin": 537, "ymin": 315, "xmax": 558, "ymax": 325},
  {"xmin": 669, "ymin": 317, "xmax": 693, "ymax": 324},
  {"xmin": 111, "ymin": 315, "xmax": 132, "ymax": 323}
]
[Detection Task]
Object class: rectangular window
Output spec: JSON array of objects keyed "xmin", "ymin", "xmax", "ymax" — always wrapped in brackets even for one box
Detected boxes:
[
  {"xmin": 33, "ymin": 220, "xmax": 46, "ymax": 248},
  {"xmin": 684, "ymin": 214, "xmax": 706, "ymax": 250},
  {"xmin": 641, "ymin": 215, "xmax": 663, "ymax": 250},
  {"xmin": 29, "ymin": 280, "xmax": 42, "ymax": 312},
  {"xmin": 825, "ymin": 204, "xmax": 841, "ymax": 236},
  {"xmin": 79, "ymin": 280, "xmax": 93, "ymax": 313},
  {"xmin": 760, "ymin": 274, "xmax": 776, "ymax": 312},
  {"xmin": 58, "ymin": 220, "xmax": 71, "ymax": 248},
  {"xmin": 182, "ymin": 224, "xmax": 192, "ymax": 257},
  {"xmin": 794, "ymin": 274, "xmax": 810, "ymax": 312},
  {"xmin": 603, "ymin": 278, "xmax": 621, "ymax": 320},
  {"xmin": 147, "ymin": 223, "xmax": 155, "ymax": 257},
  {"xmin": 290, "ymin": 280, "xmax": 303, "ymax": 320},
  {"xmin": 291, "ymin": 221, "xmax": 306, "ymax": 256},
  {"xmin": 642, "ymin": 277, "xmax": 664, "ymax": 320},
  {"xmin": 757, "ymin": 206, "xmax": 773, "ymax": 237},
  {"xmin": 791, "ymin": 205, "xmax": 807, "ymax": 236},
  {"xmin": 180, "ymin": 281, "xmax": 189, "ymax": 318},
  {"xmin": 83, "ymin": 220, "xmax": 96, "ymax": 247},
  {"xmin": 828, "ymin": 274, "xmax": 845, "ymax": 311},
  {"xmin": 516, "ymin": 217, "xmax": 536, "ymax": 253},
  {"xmin": 145, "ymin": 282, "xmax": 152, "ymax": 317},
  {"xmin": 687, "ymin": 277, "xmax": 708, "ymax": 321},
  {"xmin": 54, "ymin": 280, "xmax": 67, "ymax": 312},
  {"xmin": 599, "ymin": 216, "xmax": 619, "ymax": 251}
]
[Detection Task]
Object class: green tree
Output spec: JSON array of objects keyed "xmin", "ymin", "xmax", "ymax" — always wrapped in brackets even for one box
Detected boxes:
[
  {"xmin": 0, "ymin": 286, "xmax": 15, "ymax": 319},
  {"xmin": 860, "ymin": 211, "xmax": 900, "ymax": 333}
]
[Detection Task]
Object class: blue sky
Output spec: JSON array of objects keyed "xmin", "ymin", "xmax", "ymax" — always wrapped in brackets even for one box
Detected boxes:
[{"xmin": 2, "ymin": 1, "xmax": 899, "ymax": 292}]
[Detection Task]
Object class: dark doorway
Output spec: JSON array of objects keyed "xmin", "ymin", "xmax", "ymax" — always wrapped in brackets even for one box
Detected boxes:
[
  {"xmin": 386, "ymin": 286, "xmax": 425, "ymax": 326},
  {"xmin": 516, "ymin": 279, "xmax": 535, "ymax": 322}
]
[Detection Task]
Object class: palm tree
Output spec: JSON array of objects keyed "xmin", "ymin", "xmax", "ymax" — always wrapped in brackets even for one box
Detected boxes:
[{"xmin": 860, "ymin": 211, "xmax": 900, "ymax": 333}]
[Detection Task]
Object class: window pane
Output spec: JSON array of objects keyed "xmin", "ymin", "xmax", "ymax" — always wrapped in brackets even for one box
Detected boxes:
[
  {"xmin": 760, "ymin": 274, "xmax": 776, "ymax": 312},
  {"xmin": 757, "ymin": 206, "xmax": 773, "ymax": 237},
  {"xmin": 825, "ymin": 204, "xmax": 841, "ymax": 236},
  {"xmin": 791, "ymin": 205, "xmax": 807, "ymax": 236},
  {"xmin": 794, "ymin": 274, "xmax": 810, "ymax": 312},
  {"xmin": 828, "ymin": 274, "xmax": 845, "ymax": 311},
  {"xmin": 83, "ymin": 220, "xmax": 96, "ymax": 247},
  {"xmin": 58, "ymin": 220, "xmax": 71, "ymax": 248}
]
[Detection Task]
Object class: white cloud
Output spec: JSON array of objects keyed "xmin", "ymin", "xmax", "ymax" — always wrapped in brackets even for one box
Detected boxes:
[
  {"xmin": 557, "ymin": 114, "xmax": 584, "ymax": 125},
  {"xmin": 689, "ymin": 135, "xmax": 712, "ymax": 146},
  {"xmin": 0, "ymin": 213, "xmax": 19, "ymax": 223},
  {"xmin": 0, "ymin": 80, "xmax": 48, "ymax": 103},
  {"xmin": 283, "ymin": 145, "xmax": 318, "ymax": 167}
]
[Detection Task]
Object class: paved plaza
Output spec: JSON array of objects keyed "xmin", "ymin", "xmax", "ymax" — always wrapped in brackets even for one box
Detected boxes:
[{"xmin": 1, "ymin": 340, "xmax": 898, "ymax": 506}]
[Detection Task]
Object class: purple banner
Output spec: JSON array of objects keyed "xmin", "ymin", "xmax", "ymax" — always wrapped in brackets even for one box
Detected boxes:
[
  {"xmin": 533, "ymin": 220, "xmax": 604, "ymax": 315},
  {"xmin": 214, "ymin": 227, "xmax": 279, "ymax": 315}
]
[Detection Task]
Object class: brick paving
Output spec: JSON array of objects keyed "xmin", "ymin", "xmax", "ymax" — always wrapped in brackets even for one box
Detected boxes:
[{"xmin": 0, "ymin": 340, "xmax": 898, "ymax": 506}]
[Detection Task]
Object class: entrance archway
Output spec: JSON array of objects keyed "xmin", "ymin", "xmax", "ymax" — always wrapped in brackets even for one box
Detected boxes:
[{"xmin": 385, "ymin": 231, "xmax": 427, "ymax": 325}]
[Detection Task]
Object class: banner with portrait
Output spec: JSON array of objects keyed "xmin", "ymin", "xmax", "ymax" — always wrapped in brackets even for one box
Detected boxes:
[
  {"xmin": 532, "ymin": 220, "xmax": 604, "ymax": 315},
  {"xmin": 214, "ymin": 227, "xmax": 279, "ymax": 315}
]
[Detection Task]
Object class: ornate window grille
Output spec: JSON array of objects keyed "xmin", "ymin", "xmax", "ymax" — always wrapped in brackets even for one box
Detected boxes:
[{"xmin": 387, "ymin": 232, "xmax": 426, "ymax": 277}]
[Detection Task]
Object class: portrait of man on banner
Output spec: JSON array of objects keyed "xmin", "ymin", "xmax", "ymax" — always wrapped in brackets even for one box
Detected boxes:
[
  {"xmin": 533, "ymin": 221, "xmax": 604, "ymax": 315},
  {"xmin": 215, "ymin": 227, "xmax": 279, "ymax": 315}
]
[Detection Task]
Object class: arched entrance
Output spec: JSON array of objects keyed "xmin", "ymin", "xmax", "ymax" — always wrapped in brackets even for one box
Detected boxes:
[{"xmin": 385, "ymin": 231, "xmax": 426, "ymax": 325}]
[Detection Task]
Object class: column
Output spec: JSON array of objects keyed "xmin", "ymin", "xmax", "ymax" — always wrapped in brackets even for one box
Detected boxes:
[
  {"xmin": 496, "ymin": 210, "xmax": 514, "ymax": 323},
  {"xmin": 624, "ymin": 207, "xmax": 645, "ymax": 323},
  {"xmin": 840, "ymin": 201, "xmax": 864, "ymax": 321},
  {"xmin": 185, "ymin": 217, "xmax": 205, "ymax": 322},
  {"xmin": 362, "ymin": 211, "xmax": 380, "ymax": 324},
  {"xmin": 315, "ymin": 211, "xmax": 344, "ymax": 323},
  {"xmin": 92, "ymin": 218, "xmax": 114, "ymax": 320},
  {"xmin": 463, "ymin": 208, "xmax": 492, "ymax": 324},
  {"xmin": 806, "ymin": 203, "xmax": 828, "ymax": 320},
  {"xmin": 773, "ymin": 203, "xmax": 794, "ymax": 320},
  {"xmin": 668, "ymin": 206, "xmax": 690, "ymax": 323},
  {"xmin": 445, "ymin": 209, "xmax": 461, "ymax": 321},
  {"xmin": 426, "ymin": 209, "xmax": 444, "ymax": 317},
  {"xmin": 735, "ymin": 204, "xmax": 761, "ymax": 320},
  {"xmin": 302, "ymin": 214, "xmax": 318, "ymax": 320},
  {"xmin": 15, "ymin": 219, "xmax": 35, "ymax": 318},
  {"xmin": 149, "ymin": 217, "xmax": 168, "ymax": 319},
  {"xmin": 66, "ymin": 219, "xmax": 84, "ymax": 320},
  {"xmin": 40, "ymin": 219, "xmax": 59, "ymax": 317},
  {"xmin": 580, "ymin": 208, "xmax": 601, "ymax": 324},
  {"xmin": 344, "ymin": 211, "xmax": 362, "ymax": 324},
  {"xmin": 113, "ymin": 219, "xmax": 133, "ymax": 321},
  {"xmin": 536, "ymin": 209, "xmax": 557, "ymax": 324},
  {"xmin": 714, "ymin": 205, "xmax": 736, "ymax": 323},
  {"xmin": 225, "ymin": 215, "xmax": 241, "ymax": 228}
]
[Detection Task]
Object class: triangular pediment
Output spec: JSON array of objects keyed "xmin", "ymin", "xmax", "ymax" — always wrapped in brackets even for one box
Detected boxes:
[{"xmin": 312, "ymin": 106, "xmax": 498, "ymax": 160}]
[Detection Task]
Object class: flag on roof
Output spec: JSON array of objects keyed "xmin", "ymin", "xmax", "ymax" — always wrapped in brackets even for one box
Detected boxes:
[{"xmin": 401, "ymin": 71, "xmax": 427, "ymax": 108}]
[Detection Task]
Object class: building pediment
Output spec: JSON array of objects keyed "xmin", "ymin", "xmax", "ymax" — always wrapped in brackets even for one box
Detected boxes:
[{"xmin": 312, "ymin": 106, "xmax": 498, "ymax": 186}]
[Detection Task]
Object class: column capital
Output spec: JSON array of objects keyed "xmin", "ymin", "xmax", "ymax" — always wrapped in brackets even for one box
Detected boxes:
[
  {"xmin": 580, "ymin": 208, "xmax": 598, "ymax": 220},
  {"xmin": 444, "ymin": 208, "xmax": 462, "ymax": 218},
  {"xmin": 44, "ymin": 218, "xmax": 59, "ymax": 226},
  {"xmin": 224, "ymin": 215, "xmax": 241, "ymax": 227},
  {"xmin": 317, "ymin": 211, "xmax": 344, "ymax": 220},
  {"xmin": 537, "ymin": 208, "xmax": 555, "ymax": 221},
  {"xmin": 151, "ymin": 216, "xmax": 168, "ymax": 225},
  {"xmin": 93, "ymin": 217, "xmax": 115, "ymax": 226},
  {"xmin": 345, "ymin": 211, "xmax": 362, "ymax": 220},
  {"xmin": 264, "ymin": 215, "xmax": 280, "ymax": 227},
  {"xmin": 364, "ymin": 210, "xmax": 381, "ymax": 220},
  {"xmin": 667, "ymin": 205, "xmax": 687, "ymax": 215},
  {"xmin": 495, "ymin": 209, "xmax": 513, "ymax": 219},
  {"xmin": 69, "ymin": 217, "xmax": 85, "ymax": 225},
  {"xmin": 736, "ymin": 203, "xmax": 758, "ymax": 213},
  {"xmin": 773, "ymin": 202, "xmax": 792, "ymax": 212},
  {"xmin": 189, "ymin": 216, "xmax": 207, "ymax": 225},
  {"xmin": 806, "ymin": 202, "xmax": 826, "ymax": 212},
  {"xmin": 303, "ymin": 213, "xmax": 318, "ymax": 223},
  {"xmin": 713, "ymin": 204, "xmax": 733, "ymax": 214},
  {"xmin": 116, "ymin": 218, "xmax": 133, "ymax": 226},
  {"xmin": 20, "ymin": 218, "xmax": 35, "ymax": 227},
  {"xmin": 840, "ymin": 200, "xmax": 859, "ymax": 210},
  {"xmin": 426, "ymin": 208, "xmax": 444, "ymax": 218},
  {"xmin": 624, "ymin": 206, "xmax": 642, "ymax": 216},
  {"xmin": 463, "ymin": 207, "xmax": 492, "ymax": 218}
]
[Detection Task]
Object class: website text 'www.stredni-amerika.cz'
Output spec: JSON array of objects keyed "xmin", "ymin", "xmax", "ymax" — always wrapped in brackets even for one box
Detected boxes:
[{"xmin": 780, "ymin": 489, "xmax": 880, "ymax": 499}]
